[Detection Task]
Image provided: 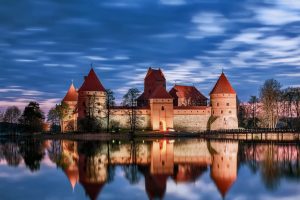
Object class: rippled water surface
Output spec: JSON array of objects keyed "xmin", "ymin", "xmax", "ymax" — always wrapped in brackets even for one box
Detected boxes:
[{"xmin": 0, "ymin": 138, "xmax": 300, "ymax": 200}]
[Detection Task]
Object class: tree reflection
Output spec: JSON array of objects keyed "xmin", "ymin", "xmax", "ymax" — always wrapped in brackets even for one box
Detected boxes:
[
  {"xmin": 123, "ymin": 165, "xmax": 141, "ymax": 184},
  {"xmin": 19, "ymin": 139, "xmax": 45, "ymax": 171},
  {"xmin": 3, "ymin": 142, "xmax": 22, "ymax": 167},
  {"xmin": 260, "ymin": 145, "xmax": 280, "ymax": 190}
]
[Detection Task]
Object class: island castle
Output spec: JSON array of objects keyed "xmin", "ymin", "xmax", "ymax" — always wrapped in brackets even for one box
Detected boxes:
[{"xmin": 61, "ymin": 67, "xmax": 238, "ymax": 132}]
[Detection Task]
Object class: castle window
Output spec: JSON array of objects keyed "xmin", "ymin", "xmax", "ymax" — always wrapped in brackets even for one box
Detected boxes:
[
  {"xmin": 221, "ymin": 110, "xmax": 223, "ymax": 114},
  {"xmin": 229, "ymin": 110, "xmax": 232, "ymax": 114},
  {"xmin": 212, "ymin": 111, "xmax": 214, "ymax": 114},
  {"xmin": 161, "ymin": 106, "xmax": 164, "ymax": 111},
  {"xmin": 217, "ymin": 103, "xmax": 219, "ymax": 106},
  {"xmin": 227, "ymin": 103, "xmax": 229, "ymax": 106}
]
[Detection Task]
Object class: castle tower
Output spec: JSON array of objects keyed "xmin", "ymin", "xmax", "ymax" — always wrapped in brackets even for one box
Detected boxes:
[
  {"xmin": 210, "ymin": 141, "xmax": 238, "ymax": 198},
  {"xmin": 209, "ymin": 72, "xmax": 238, "ymax": 130},
  {"xmin": 137, "ymin": 67, "xmax": 166, "ymax": 107},
  {"xmin": 77, "ymin": 68, "xmax": 106, "ymax": 120},
  {"xmin": 149, "ymin": 85, "xmax": 174, "ymax": 131},
  {"xmin": 61, "ymin": 82, "xmax": 78, "ymax": 132}
]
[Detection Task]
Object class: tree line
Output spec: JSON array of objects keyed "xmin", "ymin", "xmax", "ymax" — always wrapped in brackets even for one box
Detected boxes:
[
  {"xmin": 239, "ymin": 79, "xmax": 300, "ymax": 129},
  {"xmin": 0, "ymin": 102, "xmax": 45, "ymax": 133}
]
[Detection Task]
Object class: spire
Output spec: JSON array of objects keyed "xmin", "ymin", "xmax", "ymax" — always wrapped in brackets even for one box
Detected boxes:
[
  {"xmin": 63, "ymin": 82, "xmax": 78, "ymax": 102},
  {"xmin": 78, "ymin": 68, "xmax": 105, "ymax": 92},
  {"xmin": 210, "ymin": 72, "xmax": 236, "ymax": 95}
]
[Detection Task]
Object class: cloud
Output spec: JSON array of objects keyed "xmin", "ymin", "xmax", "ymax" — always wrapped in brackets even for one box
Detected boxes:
[
  {"xmin": 186, "ymin": 12, "xmax": 226, "ymax": 39},
  {"xmin": 160, "ymin": 0, "xmax": 186, "ymax": 6},
  {"xmin": 85, "ymin": 55, "xmax": 108, "ymax": 61},
  {"xmin": 15, "ymin": 59, "xmax": 38, "ymax": 63}
]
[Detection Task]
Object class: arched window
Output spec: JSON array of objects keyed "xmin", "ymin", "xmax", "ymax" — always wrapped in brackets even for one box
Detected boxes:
[
  {"xmin": 161, "ymin": 106, "xmax": 165, "ymax": 111},
  {"xmin": 221, "ymin": 110, "xmax": 223, "ymax": 114},
  {"xmin": 217, "ymin": 103, "xmax": 219, "ymax": 106},
  {"xmin": 227, "ymin": 103, "xmax": 229, "ymax": 106}
]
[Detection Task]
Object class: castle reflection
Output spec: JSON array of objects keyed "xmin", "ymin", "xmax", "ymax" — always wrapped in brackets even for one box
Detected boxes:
[
  {"xmin": 47, "ymin": 139, "xmax": 239, "ymax": 200},
  {"xmin": 1, "ymin": 139, "xmax": 300, "ymax": 200}
]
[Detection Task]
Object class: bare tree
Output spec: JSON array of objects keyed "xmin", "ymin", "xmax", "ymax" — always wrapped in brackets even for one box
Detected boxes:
[
  {"xmin": 105, "ymin": 89, "xmax": 115, "ymax": 132},
  {"xmin": 4, "ymin": 106, "xmax": 21, "ymax": 124},
  {"xmin": 248, "ymin": 96, "xmax": 259, "ymax": 128},
  {"xmin": 122, "ymin": 88, "xmax": 141, "ymax": 133},
  {"xmin": 260, "ymin": 79, "xmax": 281, "ymax": 128},
  {"xmin": 47, "ymin": 103, "xmax": 69, "ymax": 132},
  {"xmin": 0, "ymin": 110, "xmax": 4, "ymax": 122}
]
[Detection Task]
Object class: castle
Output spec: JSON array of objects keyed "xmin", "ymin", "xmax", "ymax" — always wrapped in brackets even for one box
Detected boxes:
[{"xmin": 61, "ymin": 67, "xmax": 238, "ymax": 132}]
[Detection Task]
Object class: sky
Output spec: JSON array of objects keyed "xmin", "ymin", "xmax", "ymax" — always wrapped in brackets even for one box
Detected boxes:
[{"xmin": 1, "ymin": 0, "xmax": 300, "ymax": 112}]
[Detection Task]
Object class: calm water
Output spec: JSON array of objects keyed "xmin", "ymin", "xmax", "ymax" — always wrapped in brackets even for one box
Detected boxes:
[{"xmin": 0, "ymin": 138, "xmax": 300, "ymax": 200}]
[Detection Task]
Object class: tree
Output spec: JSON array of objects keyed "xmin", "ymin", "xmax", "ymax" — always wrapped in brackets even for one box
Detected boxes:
[
  {"xmin": 260, "ymin": 79, "xmax": 281, "ymax": 128},
  {"xmin": 4, "ymin": 106, "xmax": 21, "ymax": 124},
  {"xmin": 248, "ymin": 96, "xmax": 259, "ymax": 128},
  {"xmin": 47, "ymin": 103, "xmax": 69, "ymax": 132},
  {"xmin": 78, "ymin": 94, "xmax": 103, "ymax": 132},
  {"xmin": 19, "ymin": 102, "xmax": 45, "ymax": 132},
  {"xmin": 105, "ymin": 89, "xmax": 115, "ymax": 132},
  {"xmin": 122, "ymin": 88, "xmax": 140, "ymax": 133},
  {"xmin": 0, "ymin": 110, "xmax": 4, "ymax": 122}
]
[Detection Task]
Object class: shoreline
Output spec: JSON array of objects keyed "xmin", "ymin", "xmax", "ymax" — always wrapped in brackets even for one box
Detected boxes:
[{"xmin": 1, "ymin": 130, "xmax": 300, "ymax": 142}]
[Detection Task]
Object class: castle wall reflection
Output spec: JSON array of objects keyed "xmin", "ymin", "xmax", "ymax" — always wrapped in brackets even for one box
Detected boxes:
[{"xmin": 0, "ymin": 139, "xmax": 300, "ymax": 200}]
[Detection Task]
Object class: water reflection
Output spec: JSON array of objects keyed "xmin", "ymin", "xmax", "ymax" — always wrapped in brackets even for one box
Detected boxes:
[{"xmin": 0, "ymin": 138, "xmax": 300, "ymax": 200}]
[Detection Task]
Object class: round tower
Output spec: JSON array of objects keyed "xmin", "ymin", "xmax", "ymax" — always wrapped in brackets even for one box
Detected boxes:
[
  {"xmin": 209, "ymin": 72, "xmax": 238, "ymax": 130},
  {"xmin": 62, "ymin": 82, "xmax": 78, "ymax": 132},
  {"xmin": 77, "ymin": 68, "xmax": 106, "ymax": 120}
]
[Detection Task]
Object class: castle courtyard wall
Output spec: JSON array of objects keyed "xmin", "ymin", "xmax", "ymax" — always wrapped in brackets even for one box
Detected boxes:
[
  {"xmin": 110, "ymin": 108, "xmax": 151, "ymax": 130},
  {"xmin": 173, "ymin": 107, "xmax": 211, "ymax": 132}
]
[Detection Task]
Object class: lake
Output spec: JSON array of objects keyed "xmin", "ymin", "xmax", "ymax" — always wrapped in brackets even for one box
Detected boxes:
[{"xmin": 0, "ymin": 138, "xmax": 299, "ymax": 200}]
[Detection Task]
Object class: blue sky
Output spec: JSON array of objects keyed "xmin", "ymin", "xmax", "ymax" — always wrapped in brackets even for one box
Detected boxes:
[{"xmin": 1, "ymin": 0, "xmax": 300, "ymax": 111}]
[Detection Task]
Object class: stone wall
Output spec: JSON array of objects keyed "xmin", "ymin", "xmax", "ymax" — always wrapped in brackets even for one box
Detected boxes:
[
  {"xmin": 173, "ymin": 114, "xmax": 210, "ymax": 132},
  {"xmin": 173, "ymin": 107, "xmax": 211, "ymax": 132},
  {"xmin": 110, "ymin": 108, "xmax": 151, "ymax": 130}
]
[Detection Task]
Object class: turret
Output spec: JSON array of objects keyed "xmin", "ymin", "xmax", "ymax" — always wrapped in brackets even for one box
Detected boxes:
[
  {"xmin": 61, "ymin": 82, "xmax": 78, "ymax": 132},
  {"xmin": 209, "ymin": 72, "xmax": 238, "ymax": 130},
  {"xmin": 77, "ymin": 68, "xmax": 106, "ymax": 120}
]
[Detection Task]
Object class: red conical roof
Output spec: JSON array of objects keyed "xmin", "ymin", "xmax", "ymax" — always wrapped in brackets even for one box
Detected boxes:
[
  {"xmin": 63, "ymin": 83, "xmax": 78, "ymax": 102},
  {"xmin": 210, "ymin": 72, "xmax": 236, "ymax": 95},
  {"xmin": 78, "ymin": 68, "xmax": 105, "ymax": 92},
  {"xmin": 211, "ymin": 175, "xmax": 236, "ymax": 198},
  {"xmin": 149, "ymin": 85, "xmax": 173, "ymax": 99}
]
